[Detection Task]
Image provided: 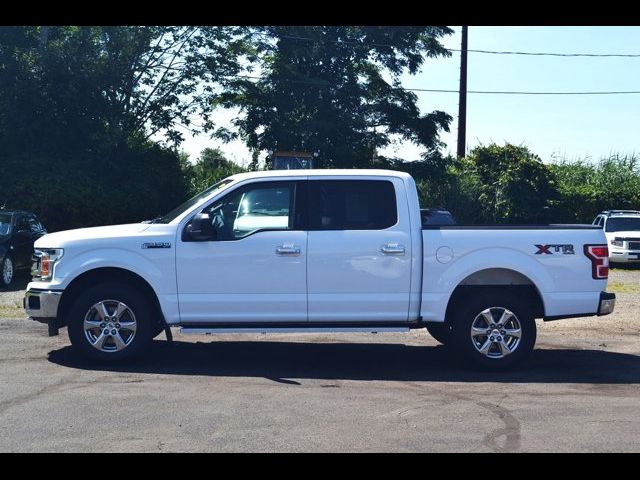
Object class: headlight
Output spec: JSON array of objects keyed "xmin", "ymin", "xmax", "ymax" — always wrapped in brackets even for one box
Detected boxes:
[
  {"xmin": 610, "ymin": 239, "xmax": 624, "ymax": 247},
  {"xmin": 31, "ymin": 248, "xmax": 64, "ymax": 281}
]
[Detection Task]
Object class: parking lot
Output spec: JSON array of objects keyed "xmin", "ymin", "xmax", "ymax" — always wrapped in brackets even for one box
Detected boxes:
[{"xmin": 1, "ymin": 268, "xmax": 639, "ymax": 452}]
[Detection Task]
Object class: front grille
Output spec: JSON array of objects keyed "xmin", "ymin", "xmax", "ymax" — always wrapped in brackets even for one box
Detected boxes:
[{"xmin": 629, "ymin": 241, "xmax": 640, "ymax": 251}]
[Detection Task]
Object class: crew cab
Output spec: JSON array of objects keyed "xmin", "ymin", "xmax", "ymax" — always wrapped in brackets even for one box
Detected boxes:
[
  {"xmin": 24, "ymin": 170, "xmax": 615, "ymax": 369},
  {"xmin": 592, "ymin": 210, "xmax": 640, "ymax": 264}
]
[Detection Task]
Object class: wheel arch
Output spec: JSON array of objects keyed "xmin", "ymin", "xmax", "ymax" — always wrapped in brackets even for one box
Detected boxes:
[
  {"xmin": 58, "ymin": 267, "xmax": 166, "ymax": 330},
  {"xmin": 444, "ymin": 268, "xmax": 545, "ymax": 325}
]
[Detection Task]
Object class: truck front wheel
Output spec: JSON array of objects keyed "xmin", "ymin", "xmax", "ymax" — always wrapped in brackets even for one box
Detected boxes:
[
  {"xmin": 425, "ymin": 323, "xmax": 451, "ymax": 345},
  {"xmin": 67, "ymin": 282, "xmax": 154, "ymax": 362},
  {"xmin": 449, "ymin": 291, "xmax": 536, "ymax": 370}
]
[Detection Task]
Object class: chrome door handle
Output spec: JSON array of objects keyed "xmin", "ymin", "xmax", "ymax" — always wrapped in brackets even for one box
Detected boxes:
[
  {"xmin": 276, "ymin": 244, "xmax": 301, "ymax": 256},
  {"xmin": 381, "ymin": 243, "xmax": 405, "ymax": 255}
]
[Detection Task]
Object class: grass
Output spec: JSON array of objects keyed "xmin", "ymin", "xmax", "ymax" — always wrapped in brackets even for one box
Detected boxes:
[
  {"xmin": 607, "ymin": 281, "xmax": 640, "ymax": 294},
  {"xmin": 0, "ymin": 305, "xmax": 26, "ymax": 319}
]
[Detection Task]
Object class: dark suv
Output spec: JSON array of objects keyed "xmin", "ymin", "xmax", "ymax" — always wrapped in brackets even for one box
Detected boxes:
[
  {"xmin": 420, "ymin": 208, "xmax": 456, "ymax": 227},
  {"xmin": 0, "ymin": 211, "xmax": 47, "ymax": 287}
]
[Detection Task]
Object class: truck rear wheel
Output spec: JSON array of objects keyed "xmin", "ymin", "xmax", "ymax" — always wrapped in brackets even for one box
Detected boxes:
[
  {"xmin": 449, "ymin": 290, "xmax": 536, "ymax": 370},
  {"xmin": 67, "ymin": 282, "xmax": 153, "ymax": 363}
]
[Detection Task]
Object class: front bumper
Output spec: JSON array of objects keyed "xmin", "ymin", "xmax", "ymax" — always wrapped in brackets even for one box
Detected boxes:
[
  {"xmin": 24, "ymin": 288, "xmax": 63, "ymax": 319},
  {"xmin": 610, "ymin": 250, "xmax": 640, "ymax": 263},
  {"xmin": 598, "ymin": 291, "xmax": 616, "ymax": 316}
]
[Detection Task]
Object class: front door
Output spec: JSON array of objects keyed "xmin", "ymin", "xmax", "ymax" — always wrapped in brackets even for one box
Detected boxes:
[
  {"xmin": 176, "ymin": 180, "xmax": 307, "ymax": 324},
  {"xmin": 12, "ymin": 214, "xmax": 33, "ymax": 268},
  {"xmin": 305, "ymin": 178, "xmax": 413, "ymax": 322}
]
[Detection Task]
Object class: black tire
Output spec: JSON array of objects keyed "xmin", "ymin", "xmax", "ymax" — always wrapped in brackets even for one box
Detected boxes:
[
  {"xmin": 425, "ymin": 323, "xmax": 451, "ymax": 345},
  {"xmin": 152, "ymin": 323, "xmax": 166, "ymax": 339},
  {"xmin": 67, "ymin": 282, "xmax": 154, "ymax": 363},
  {"xmin": 449, "ymin": 290, "xmax": 536, "ymax": 370},
  {"xmin": 1, "ymin": 254, "xmax": 14, "ymax": 288}
]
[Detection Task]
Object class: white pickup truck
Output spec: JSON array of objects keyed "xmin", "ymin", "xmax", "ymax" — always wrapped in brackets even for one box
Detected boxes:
[{"xmin": 24, "ymin": 169, "xmax": 615, "ymax": 369}]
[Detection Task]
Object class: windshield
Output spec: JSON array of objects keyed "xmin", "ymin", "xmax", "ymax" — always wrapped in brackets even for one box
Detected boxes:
[
  {"xmin": 0, "ymin": 213, "xmax": 11, "ymax": 235},
  {"xmin": 153, "ymin": 179, "xmax": 235, "ymax": 224},
  {"xmin": 605, "ymin": 217, "xmax": 640, "ymax": 232}
]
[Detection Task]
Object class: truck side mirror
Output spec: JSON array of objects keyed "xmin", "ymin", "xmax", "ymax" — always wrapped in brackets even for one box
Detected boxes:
[{"xmin": 183, "ymin": 213, "xmax": 217, "ymax": 241}]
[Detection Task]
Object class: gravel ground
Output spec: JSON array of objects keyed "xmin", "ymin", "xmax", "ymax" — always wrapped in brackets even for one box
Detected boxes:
[{"xmin": 0, "ymin": 267, "xmax": 638, "ymax": 452}]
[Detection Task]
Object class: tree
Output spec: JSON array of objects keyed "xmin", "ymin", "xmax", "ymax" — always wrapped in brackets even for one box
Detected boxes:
[
  {"xmin": 0, "ymin": 26, "xmax": 246, "ymax": 151},
  {"xmin": 185, "ymin": 148, "xmax": 246, "ymax": 195},
  {"xmin": 374, "ymin": 150, "xmax": 456, "ymax": 208},
  {"xmin": 463, "ymin": 144, "xmax": 558, "ymax": 224},
  {"xmin": 214, "ymin": 26, "xmax": 453, "ymax": 168},
  {"xmin": 0, "ymin": 26, "xmax": 246, "ymax": 231}
]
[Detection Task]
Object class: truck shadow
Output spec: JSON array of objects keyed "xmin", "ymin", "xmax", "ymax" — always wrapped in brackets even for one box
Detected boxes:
[{"xmin": 47, "ymin": 339, "xmax": 640, "ymax": 384}]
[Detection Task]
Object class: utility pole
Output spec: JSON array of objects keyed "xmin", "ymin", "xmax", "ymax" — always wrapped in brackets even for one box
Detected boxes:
[
  {"xmin": 38, "ymin": 26, "xmax": 49, "ymax": 53},
  {"xmin": 456, "ymin": 26, "xmax": 468, "ymax": 159}
]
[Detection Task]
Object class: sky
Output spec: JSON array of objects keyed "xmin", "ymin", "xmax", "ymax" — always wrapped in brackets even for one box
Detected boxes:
[{"xmin": 179, "ymin": 26, "xmax": 640, "ymax": 166}]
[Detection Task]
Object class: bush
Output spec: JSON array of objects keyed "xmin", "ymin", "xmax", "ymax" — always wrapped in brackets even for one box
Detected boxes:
[
  {"xmin": 550, "ymin": 154, "xmax": 640, "ymax": 223},
  {"xmin": 0, "ymin": 141, "xmax": 191, "ymax": 232},
  {"xmin": 450, "ymin": 144, "xmax": 559, "ymax": 224}
]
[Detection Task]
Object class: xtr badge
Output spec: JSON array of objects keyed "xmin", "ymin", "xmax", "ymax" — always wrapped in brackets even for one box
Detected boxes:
[{"xmin": 534, "ymin": 244, "xmax": 575, "ymax": 255}]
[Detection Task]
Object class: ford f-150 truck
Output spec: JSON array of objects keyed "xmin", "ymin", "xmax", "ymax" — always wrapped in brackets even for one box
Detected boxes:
[{"xmin": 24, "ymin": 169, "xmax": 616, "ymax": 369}]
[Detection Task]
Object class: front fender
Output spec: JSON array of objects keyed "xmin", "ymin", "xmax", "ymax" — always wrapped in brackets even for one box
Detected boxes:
[
  {"xmin": 54, "ymin": 248, "xmax": 170, "ymax": 291},
  {"xmin": 27, "ymin": 246, "xmax": 179, "ymax": 323}
]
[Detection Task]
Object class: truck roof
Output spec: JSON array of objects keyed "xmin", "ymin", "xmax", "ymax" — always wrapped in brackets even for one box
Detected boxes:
[
  {"xmin": 600, "ymin": 210, "xmax": 640, "ymax": 217},
  {"xmin": 228, "ymin": 169, "xmax": 413, "ymax": 182},
  {"xmin": 0, "ymin": 210, "xmax": 31, "ymax": 216}
]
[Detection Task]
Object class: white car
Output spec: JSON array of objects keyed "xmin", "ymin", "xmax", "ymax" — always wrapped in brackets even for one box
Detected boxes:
[
  {"xmin": 592, "ymin": 210, "xmax": 640, "ymax": 264},
  {"xmin": 24, "ymin": 169, "xmax": 615, "ymax": 370}
]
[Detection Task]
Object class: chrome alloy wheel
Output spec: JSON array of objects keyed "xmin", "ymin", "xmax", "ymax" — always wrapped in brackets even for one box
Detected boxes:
[
  {"xmin": 83, "ymin": 300, "xmax": 137, "ymax": 352},
  {"xmin": 470, "ymin": 307, "xmax": 522, "ymax": 359},
  {"xmin": 2, "ymin": 256, "xmax": 13, "ymax": 286}
]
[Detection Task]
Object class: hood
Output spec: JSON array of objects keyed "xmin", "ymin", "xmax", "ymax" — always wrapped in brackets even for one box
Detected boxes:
[{"xmin": 34, "ymin": 223, "xmax": 152, "ymax": 248}]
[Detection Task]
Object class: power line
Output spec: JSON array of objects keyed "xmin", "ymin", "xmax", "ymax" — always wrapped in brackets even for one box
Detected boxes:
[
  {"xmin": 256, "ymin": 32, "xmax": 640, "ymax": 58},
  {"xmin": 406, "ymin": 88, "xmax": 640, "ymax": 95},
  {"xmin": 231, "ymin": 75, "xmax": 640, "ymax": 95},
  {"xmin": 451, "ymin": 48, "xmax": 640, "ymax": 58}
]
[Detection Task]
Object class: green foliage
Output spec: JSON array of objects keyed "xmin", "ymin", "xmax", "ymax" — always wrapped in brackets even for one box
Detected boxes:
[
  {"xmin": 2, "ymin": 26, "xmax": 638, "ymax": 232},
  {"xmin": 183, "ymin": 148, "xmax": 246, "ymax": 196},
  {"xmin": 215, "ymin": 26, "xmax": 453, "ymax": 168},
  {"xmin": 462, "ymin": 144, "xmax": 559, "ymax": 223},
  {"xmin": 374, "ymin": 150, "xmax": 456, "ymax": 208},
  {"xmin": 386, "ymin": 144, "xmax": 559, "ymax": 225},
  {"xmin": 550, "ymin": 154, "xmax": 640, "ymax": 222},
  {"xmin": 0, "ymin": 141, "xmax": 191, "ymax": 232},
  {"xmin": 0, "ymin": 26, "xmax": 245, "ymax": 232}
]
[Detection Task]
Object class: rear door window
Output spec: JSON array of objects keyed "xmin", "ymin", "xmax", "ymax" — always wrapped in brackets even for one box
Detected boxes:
[{"xmin": 305, "ymin": 180, "xmax": 397, "ymax": 230}]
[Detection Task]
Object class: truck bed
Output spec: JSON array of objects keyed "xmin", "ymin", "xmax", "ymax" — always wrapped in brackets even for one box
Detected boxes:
[{"xmin": 419, "ymin": 225, "xmax": 608, "ymax": 322}]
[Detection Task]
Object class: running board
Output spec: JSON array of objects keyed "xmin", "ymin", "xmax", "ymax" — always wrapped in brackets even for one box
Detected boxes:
[{"xmin": 180, "ymin": 326, "xmax": 412, "ymax": 335}]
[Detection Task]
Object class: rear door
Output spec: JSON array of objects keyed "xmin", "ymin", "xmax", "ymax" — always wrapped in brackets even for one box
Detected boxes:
[{"xmin": 304, "ymin": 177, "xmax": 413, "ymax": 322}]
